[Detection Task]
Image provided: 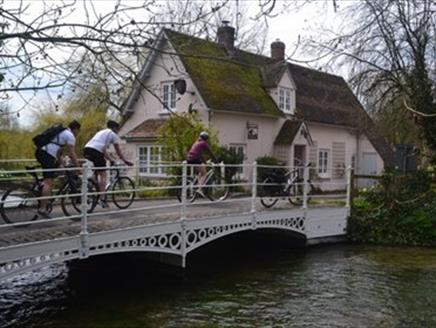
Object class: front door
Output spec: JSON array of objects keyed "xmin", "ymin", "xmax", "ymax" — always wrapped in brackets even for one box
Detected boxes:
[
  {"xmin": 294, "ymin": 145, "xmax": 306, "ymax": 177},
  {"xmin": 360, "ymin": 152, "xmax": 377, "ymax": 187}
]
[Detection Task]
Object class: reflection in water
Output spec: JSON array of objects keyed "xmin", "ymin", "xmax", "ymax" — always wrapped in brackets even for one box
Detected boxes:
[{"xmin": 1, "ymin": 234, "xmax": 436, "ymax": 328}]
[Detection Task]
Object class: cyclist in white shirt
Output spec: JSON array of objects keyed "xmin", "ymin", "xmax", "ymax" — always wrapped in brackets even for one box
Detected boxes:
[
  {"xmin": 35, "ymin": 120, "xmax": 81, "ymax": 218},
  {"xmin": 84, "ymin": 120, "xmax": 133, "ymax": 207}
]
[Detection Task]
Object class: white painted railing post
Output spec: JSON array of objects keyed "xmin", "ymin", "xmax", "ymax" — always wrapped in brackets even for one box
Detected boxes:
[
  {"xmin": 302, "ymin": 164, "xmax": 309, "ymax": 211},
  {"xmin": 180, "ymin": 160, "xmax": 187, "ymax": 221},
  {"xmin": 80, "ymin": 162, "xmax": 90, "ymax": 259},
  {"xmin": 251, "ymin": 161, "xmax": 257, "ymax": 213},
  {"xmin": 180, "ymin": 160, "xmax": 187, "ymax": 268},
  {"xmin": 346, "ymin": 165, "xmax": 352, "ymax": 215},
  {"xmin": 251, "ymin": 161, "xmax": 257, "ymax": 230}
]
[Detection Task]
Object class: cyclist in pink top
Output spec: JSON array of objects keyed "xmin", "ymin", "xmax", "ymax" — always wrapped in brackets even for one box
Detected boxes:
[{"xmin": 187, "ymin": 131, "xmax": 217, "ymax": 197}]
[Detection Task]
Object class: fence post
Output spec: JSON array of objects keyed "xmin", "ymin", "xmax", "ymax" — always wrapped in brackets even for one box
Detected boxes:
[
  {"xmin": 302, "ymin": 164, "xmax": 309, "ymax": 211},
  {"xmin": 346, "ymin": 165, "xmax": 353, "ymax": 215},
  {"xmin": 79, "ymin": 162, "xmax": 90, "ymax": 259},
  {"xmin": 180, "ymin": 161, "xmax": 187, "ymax": 267},
  {"xmin": 251, "ymin": 161, "xmax": 257, "ymax": 230}
]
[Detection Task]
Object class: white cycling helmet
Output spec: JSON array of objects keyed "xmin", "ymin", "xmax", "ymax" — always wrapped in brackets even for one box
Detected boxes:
[{"xmin": 199, "ymin": 131, "xmax": 209, "ymax": 140}]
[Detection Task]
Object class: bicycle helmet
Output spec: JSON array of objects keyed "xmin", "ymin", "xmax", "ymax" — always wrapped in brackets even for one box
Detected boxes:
[{"xmin": 199, "ymin": 131, "xmax": 209, "ymax": 140}]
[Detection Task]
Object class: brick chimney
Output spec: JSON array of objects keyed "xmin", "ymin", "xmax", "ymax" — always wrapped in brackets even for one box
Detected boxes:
[
  {"xmin": 271, "ymin": 39, "xmax": 285, "ymax": 61},
  {"xmin": 217, "ymin": 21, "xmax": 235, "ymax": 56}
]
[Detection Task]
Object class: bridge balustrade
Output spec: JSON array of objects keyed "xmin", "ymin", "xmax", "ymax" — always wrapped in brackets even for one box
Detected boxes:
[{"xmin": 0, "ymin": 161, "xmax": 352, "ymax": 281}]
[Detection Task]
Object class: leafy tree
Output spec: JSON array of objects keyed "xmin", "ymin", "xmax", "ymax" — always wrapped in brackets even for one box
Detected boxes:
[{"xmin": 157, "ymin": 113, "xmax": 217, "ymax": 162}]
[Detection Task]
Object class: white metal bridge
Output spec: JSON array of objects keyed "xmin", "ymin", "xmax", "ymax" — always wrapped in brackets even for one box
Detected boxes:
[{"xmin": 0, "ymin": 161, "xmax": 351, "ymax": 282}]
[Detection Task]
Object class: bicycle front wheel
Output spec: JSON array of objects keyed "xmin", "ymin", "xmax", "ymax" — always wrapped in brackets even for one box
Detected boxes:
[
  {"xmin": 0, "ymin": 188, "xmax": 39, "ymax": 226},
  {"xmin": 112, "ymin": 176, "xmax": 135, "ymax": 209},
  {"xmin": 204, "ymin": 174, "xmax": 229, "ymax": 201}
]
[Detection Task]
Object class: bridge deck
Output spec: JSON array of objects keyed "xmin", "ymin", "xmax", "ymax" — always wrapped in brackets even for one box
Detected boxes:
[{"xmin": 0, "ymin": 198, "xmax": 345, "ymax": 248}]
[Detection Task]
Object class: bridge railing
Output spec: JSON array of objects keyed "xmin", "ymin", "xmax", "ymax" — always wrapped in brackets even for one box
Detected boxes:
[{"xmin": 0, "ymin": 161, "xmax": 352, "ymax": 243}]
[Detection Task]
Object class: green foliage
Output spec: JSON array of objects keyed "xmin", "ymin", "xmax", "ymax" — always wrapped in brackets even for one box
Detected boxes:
[
  {"xmin": 348, "ymin": 170, "xmax": 436, "ymax": 246},
  {"xmin": 157, "ymin": 113, "xmax": 216, "ymax": 162},
  {"xmin": 216, "ymin": 146, "xmax": 244, "ymax": 183}
]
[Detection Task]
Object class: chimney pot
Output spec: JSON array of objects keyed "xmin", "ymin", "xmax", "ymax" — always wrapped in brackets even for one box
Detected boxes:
[
  {"xmin": 271, "ymin": 39, "xmax": 285, "ymax": 61},
  {"xmin": 217, "ymin": 23, "xmax": 235, "ymax": 56}
]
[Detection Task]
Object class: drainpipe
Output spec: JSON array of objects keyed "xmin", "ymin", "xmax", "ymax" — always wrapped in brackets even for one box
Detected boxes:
[{"xmin": 356, "ymin": 131, "xmax": 360, "ymax": 174}]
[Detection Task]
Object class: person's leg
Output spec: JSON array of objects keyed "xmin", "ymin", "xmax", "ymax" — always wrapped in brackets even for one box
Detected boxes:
[
  {"xmin": 98, "ymin": 171, "xmax": 107, "ymax": 197},
  {"xmin": 40, "ymin": 177, "xmax": 54, "ymax": 213},
  {"xmin": 197, "ymin": 164, "xmax": 207, "ymax": 196},
  {"xmin": 35, "ymin": 149, "xmax": 57, "ymax": 216}
]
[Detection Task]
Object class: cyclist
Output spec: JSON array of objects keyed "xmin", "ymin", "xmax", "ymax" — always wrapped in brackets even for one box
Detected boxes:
[
  {"xmin": 83, "ymin": 120, "xmax": 133, "ymax": 208},
  {"xmin": 35, "ymin": 120, "xmax": 81, "ymax": 218},
  {"xmin": 186, "ymin": 131, "xmax": 217, "ymax": 198}
]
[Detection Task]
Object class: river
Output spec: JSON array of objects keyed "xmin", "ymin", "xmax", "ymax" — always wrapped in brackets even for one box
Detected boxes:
[{"xmin": 1, "ymin": 235, "xmax": 436, "ymax": 328}]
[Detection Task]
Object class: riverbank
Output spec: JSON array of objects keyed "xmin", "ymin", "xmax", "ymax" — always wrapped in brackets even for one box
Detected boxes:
[{"xmin": 348, "ymin": 171, "xmax": 436, "ymax": 246}]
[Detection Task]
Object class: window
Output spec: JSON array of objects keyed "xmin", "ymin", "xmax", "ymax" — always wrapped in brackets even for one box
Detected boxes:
[
  {"xmin": 138, "ymin": 145, "xmax": 164, "ymax": 175},
  {"xmin": 278, "ymin": 87, "xmax": 293, "ymax": 113},
  {"xmin": 162, "ymin": 82, "xmax": 176, "ymax": 111},
  {"xmin": 229, "ymin": 144, "xmax": 246, "ymax": 175},
  {"xmin": 318, "ymin": 149, "xmax": 330, "ymax": 176}
]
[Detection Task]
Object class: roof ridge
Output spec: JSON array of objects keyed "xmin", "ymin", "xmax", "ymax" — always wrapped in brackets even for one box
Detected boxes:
[{"xmin": 163, "ymin": 28, "xmax": 345, "ymax": 80}]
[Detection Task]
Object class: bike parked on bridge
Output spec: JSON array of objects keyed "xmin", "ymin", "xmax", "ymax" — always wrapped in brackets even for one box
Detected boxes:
[
  {"xmin": 176, "ymin": 161, "xmax": 229, "ymax": 203},
  {"xmin": 0, "ymin": 166, "xmax": 98, "ymax": 226},
  {"xmin": 259, "ymin": 164, "xmax": 313, "ymax": 208}
]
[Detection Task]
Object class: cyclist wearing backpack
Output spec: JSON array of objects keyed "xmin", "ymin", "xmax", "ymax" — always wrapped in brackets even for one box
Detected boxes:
[
  {"xmin": 83, "ymin": 120, "xmax": 133, "ymax": 208},
  {"xmin": 35, "ymin": 120, "xmax": 81, "ymax": 218}
]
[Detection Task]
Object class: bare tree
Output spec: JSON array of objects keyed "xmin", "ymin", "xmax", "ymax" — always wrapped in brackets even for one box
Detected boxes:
[
  {"xmin": 0, "ymin": 0, "xmax": 234, "ymax": 116},
  {"xmin": 303, "ymin": 0, "xmax": 436, "ymax": 157},
  {"xmin": 0, "ymin": 0, "xmax": 294, "ymax": 120}
]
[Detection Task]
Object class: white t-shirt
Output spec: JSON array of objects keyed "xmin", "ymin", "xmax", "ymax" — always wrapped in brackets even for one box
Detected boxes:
[
  {"xmin": 85, "ymin": 128, "xmax": 121, "ymax": 153},
  {"xmin": 42, "ymin": 129, "xmax": 76, "ymax": 159}
]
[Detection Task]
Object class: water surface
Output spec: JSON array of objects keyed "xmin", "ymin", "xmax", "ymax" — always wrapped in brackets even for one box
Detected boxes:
[{"xmin": 1, "ymin": 238, "xmax": 435, "ymax": 328}]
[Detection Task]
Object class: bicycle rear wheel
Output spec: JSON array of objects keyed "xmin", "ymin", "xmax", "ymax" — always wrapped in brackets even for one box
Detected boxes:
[
  {"xmin": 0, "ymin": 188, "xmax": 39, "ymax": 226},
  {"xmin": 61, "ymin": 178, "xmax": 98, "ymax": 219},
  {"xmin": 288, "ymin": 180, "xmax": 312, "ymax": 206},
  {"xmin": 112, "ymin": 176, "xmax": 135, "ymax": 209},
  {"xmin": 176, "ymin": 178, "xmax": 197, "ymax": 203},
  {"xmin": 259, "ymin": 177, "xmax": 278, "ymax": 208},
  {"xmin": 204, "ymin": 174, "xmax": 229, "ymax": 201}
]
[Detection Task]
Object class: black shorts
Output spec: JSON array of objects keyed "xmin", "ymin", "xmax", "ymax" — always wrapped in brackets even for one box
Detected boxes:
[
  {"xmin": 35, "ymin": 148, "xmax": 58, "ymax": 179},
  {"xmin": 187, "ymin": 158, "xmax": 202, "ymax": 165},
  {"xmin": 84, "ymin": 147, "xmax": 106, "ymax": 168}
]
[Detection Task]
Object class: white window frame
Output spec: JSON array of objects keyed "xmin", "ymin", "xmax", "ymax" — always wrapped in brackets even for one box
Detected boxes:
[
  {"xmin": 162, "ymin": 82, "xmax": 176, "ymax": 111},
  {"xmin": 318, "ymin": 149, "xmax": 330, "ymax": 178},
  {"xmin": 138, "ymin": 145, "xmax": 164, "ymax": 176},
  {"xmin": 278, "ymin": 87, "xmax": 294, "ymax": 114}
]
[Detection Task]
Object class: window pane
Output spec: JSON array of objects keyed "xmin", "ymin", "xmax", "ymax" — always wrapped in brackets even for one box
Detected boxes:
[{"xmin": 139, "ymin": 146, "xmax": 149, "ymax": 173}]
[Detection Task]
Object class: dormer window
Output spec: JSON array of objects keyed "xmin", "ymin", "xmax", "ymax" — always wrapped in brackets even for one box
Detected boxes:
[
  {"xmin": 162, "ymin": 82, "xmax": 176, "ymax": 111},
  {"xmin": 278, "ymin": 87, "xmax": 294, "ymax": 113}
]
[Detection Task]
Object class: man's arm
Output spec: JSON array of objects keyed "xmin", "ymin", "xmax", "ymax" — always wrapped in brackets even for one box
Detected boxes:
[
  {"xmin": 65, "ymin": 145, "xmax": 80, "ymax": 168},
  {"xmin": 114, "ymin": 143, "xmax": 133, "ymax": 166}
]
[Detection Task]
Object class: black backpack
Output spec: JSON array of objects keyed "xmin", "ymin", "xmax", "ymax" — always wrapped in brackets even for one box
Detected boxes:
[{"xmin": 32, "ymin": 124, "xmax": 67, "ymax": 148}]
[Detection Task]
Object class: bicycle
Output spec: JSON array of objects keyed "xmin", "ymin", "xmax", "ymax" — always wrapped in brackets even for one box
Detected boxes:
[
  {"xmin": 259, "ymin": 164, "xmax": 313, "ymax": 208},
  {"xmin": 87, "ymin": 162, "xmax": 136, "ymax": 211},
  {"xmin": 176, "ymin": 161, "xmax": 229, "ymax": 203},
  {"xmin": 0, "ymin": 166, "xmax": 98, "ymax": 226}
]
